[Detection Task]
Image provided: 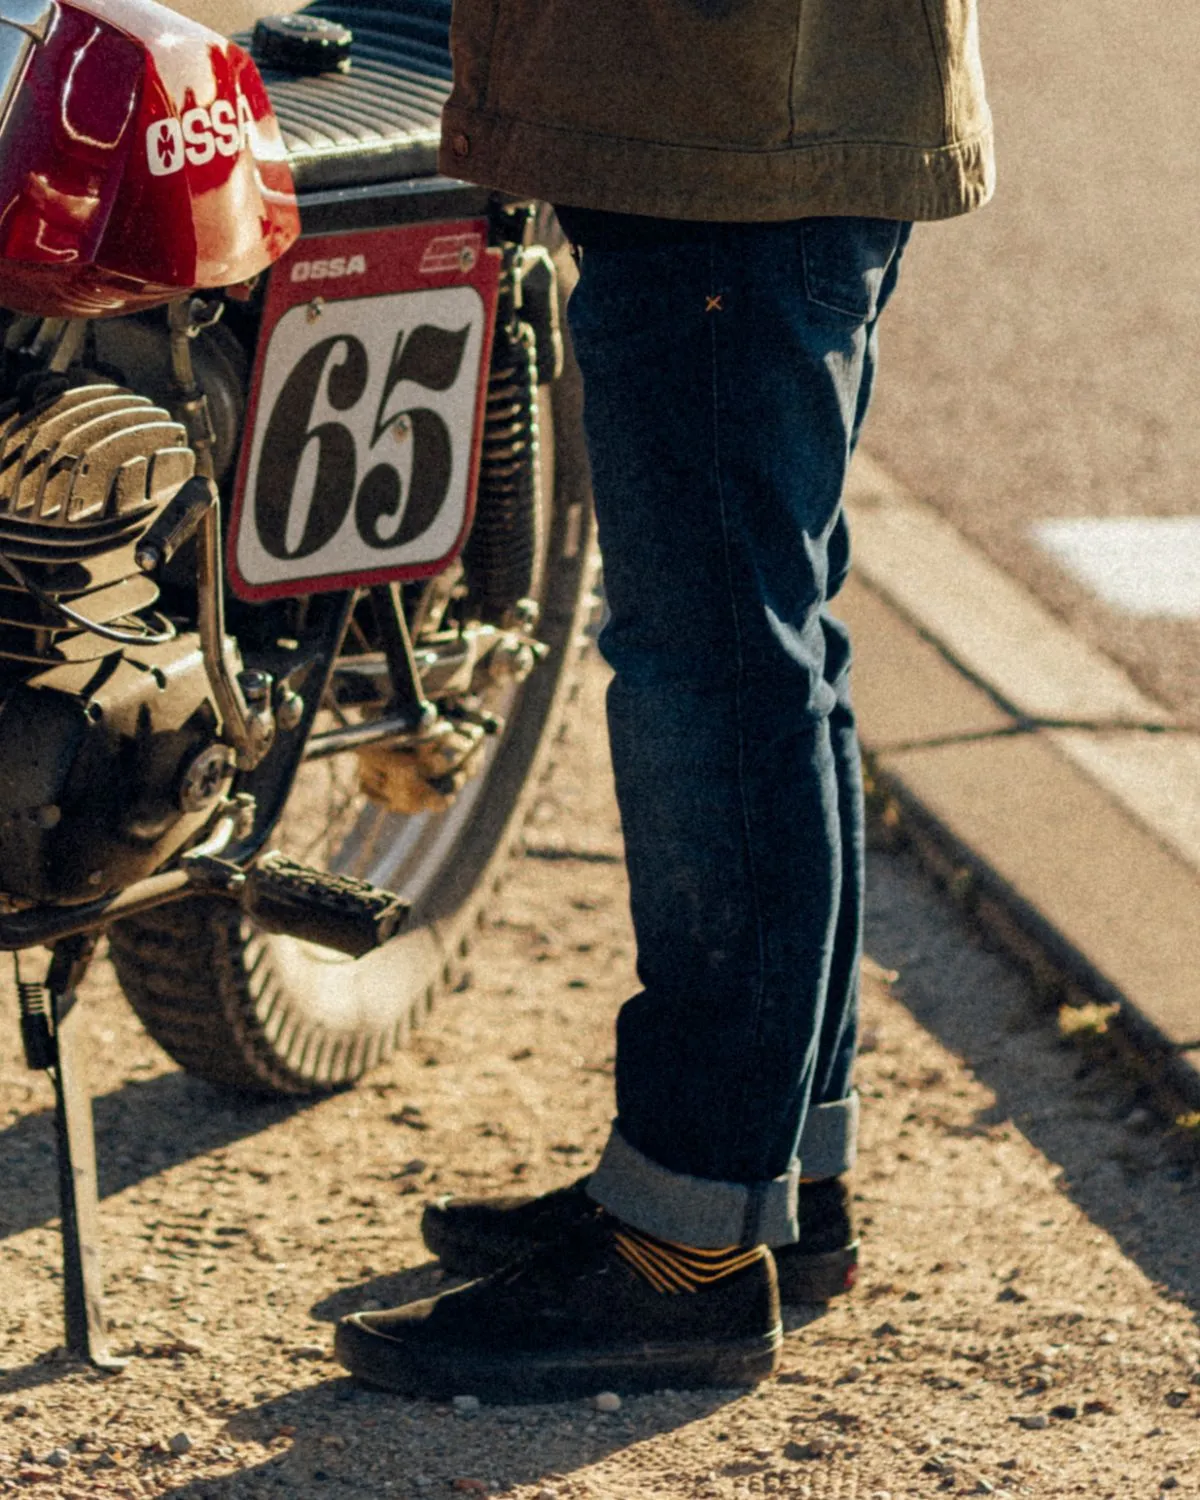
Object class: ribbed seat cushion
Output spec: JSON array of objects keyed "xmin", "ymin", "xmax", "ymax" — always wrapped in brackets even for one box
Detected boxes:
[{"xmin": 252, "ymin": 0, "xmax": 452, "ymax": 192}]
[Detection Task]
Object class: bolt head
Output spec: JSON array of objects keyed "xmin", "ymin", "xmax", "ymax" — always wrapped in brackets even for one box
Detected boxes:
[{"xmin": 276, "ymin": 689, "xmax": 305, "ymax": 732}]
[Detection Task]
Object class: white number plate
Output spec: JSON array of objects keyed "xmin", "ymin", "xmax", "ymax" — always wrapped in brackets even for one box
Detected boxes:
[{"xmin": 229, "ymin": 223, "xmax": 500, "ymax": 600}]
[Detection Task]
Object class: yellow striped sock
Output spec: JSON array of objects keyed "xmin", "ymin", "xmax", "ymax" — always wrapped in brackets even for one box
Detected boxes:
[{"xmin": 613, "ymin": 1225, "xmax": 767, "ymax": 1294}]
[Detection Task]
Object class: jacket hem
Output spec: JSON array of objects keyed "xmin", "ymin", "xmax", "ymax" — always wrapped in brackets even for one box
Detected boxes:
[{"xmin": 439, "ymin": 108, "xmax": 995, "ymax": 222}]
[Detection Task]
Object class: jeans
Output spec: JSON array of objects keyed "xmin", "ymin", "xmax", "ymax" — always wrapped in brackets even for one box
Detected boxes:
[{"xmin": 560, "ymin": 212, "xmax": 911, "ymax": 1247}]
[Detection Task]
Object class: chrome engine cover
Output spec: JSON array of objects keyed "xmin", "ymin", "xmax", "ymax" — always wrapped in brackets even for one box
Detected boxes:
[
  {"xmin": 0, "ymin": 378, "xmax": 225, "ymax": 903},
  {"xmin": 0, "ymin": 381, "xmax": 194, "ymax": 663}
]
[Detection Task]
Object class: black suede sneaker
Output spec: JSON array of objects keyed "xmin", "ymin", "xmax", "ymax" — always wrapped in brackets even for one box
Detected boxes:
[
  {"xmin": 422, "ymin": 1176, "xmax": 858, "ymax": 1303},
  {"xmin": 335, "ymin": 1213, "xmax": 782, "ymax": 1402}
]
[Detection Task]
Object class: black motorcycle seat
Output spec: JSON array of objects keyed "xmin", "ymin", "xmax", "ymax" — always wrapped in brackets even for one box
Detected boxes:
[{"xmin": 251, "ymin": 0, "xmax": 452, "ymax": 194}]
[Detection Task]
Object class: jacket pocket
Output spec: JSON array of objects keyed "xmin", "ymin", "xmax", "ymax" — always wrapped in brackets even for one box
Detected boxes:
[
  {"xmin": 487, "ymin": 0, "xmax": 797, "ymax": 149},
  {"xmin": 800, "ymin": 218, "xmax": 906, "ymax": 323},
  {"xmin": 790, "ymin": 0, "xmax": 947, "ymax": 146}
]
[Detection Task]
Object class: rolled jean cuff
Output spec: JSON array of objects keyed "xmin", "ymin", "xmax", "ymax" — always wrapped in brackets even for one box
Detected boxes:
[
  {"xmin": 587, "ymin": 1127, "xmax": 801, "ymax": 1248},
  {"xmin": 587, "ymin": 1094, "xmax": 859, "ymax": 1248},
  {"xmin": 798, "ymin": 1092, "xmax": 859, "ymax": 1180}
]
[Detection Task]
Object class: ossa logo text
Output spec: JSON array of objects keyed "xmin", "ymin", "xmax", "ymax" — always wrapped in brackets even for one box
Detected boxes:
[
  {"xmin": 146, "ymin": 96, "xmax": 256, "ymax": 177},
  {"xmin": 290, "ymin": 256, "xmax": 368, "ymax": 283}
]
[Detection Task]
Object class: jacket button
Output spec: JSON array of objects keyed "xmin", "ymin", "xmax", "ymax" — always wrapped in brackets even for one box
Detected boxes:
[{"xmin": 452, "ymin": 132, "xmax": 471, "ymax": 158}]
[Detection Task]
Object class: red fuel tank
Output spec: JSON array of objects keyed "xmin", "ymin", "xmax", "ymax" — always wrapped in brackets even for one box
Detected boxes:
[{"xmin": 0, "ymin": 0, "xmax": 300, "ymax": 317}]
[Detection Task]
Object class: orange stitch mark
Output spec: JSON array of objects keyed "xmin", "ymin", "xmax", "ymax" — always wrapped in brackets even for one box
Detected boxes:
[{"xmin": 705, "ymin": 294, "xmax": 723, "ymax": 313}]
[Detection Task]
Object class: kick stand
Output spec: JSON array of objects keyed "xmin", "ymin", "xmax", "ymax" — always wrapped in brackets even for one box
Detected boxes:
[{"xmin": 17, "ymin": 936, "xmax": 125, "ymax": 1371}]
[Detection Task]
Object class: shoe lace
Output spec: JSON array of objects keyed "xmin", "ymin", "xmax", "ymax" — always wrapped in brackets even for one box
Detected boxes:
[{"xmin": 471, "ymin": 1212, "xmax": 615, "ymax": 1298}]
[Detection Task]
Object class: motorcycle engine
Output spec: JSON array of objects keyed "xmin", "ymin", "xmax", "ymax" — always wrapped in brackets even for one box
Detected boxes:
[{"xmin": 0, "ymin": 361, "xmax": 231, "ymax": 906}]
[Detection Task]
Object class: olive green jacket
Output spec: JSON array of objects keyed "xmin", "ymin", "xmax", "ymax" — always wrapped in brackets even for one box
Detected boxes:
[{"xmin": 438, "ymin": 1, "xmax": 994, "ymax": 222}]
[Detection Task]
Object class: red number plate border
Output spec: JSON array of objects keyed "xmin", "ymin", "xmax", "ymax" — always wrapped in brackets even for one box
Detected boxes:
[{"xmin": 227, "ymin": 220, "xmax": 501, "ymax": 602}]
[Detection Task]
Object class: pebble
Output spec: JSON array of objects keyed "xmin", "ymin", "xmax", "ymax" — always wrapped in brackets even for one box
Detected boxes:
[
  {"xmin": 292, "ymin": 1344, "xmax": 328, "ymax": 1361},
  {"xmin": 868, "ymin": 1492, "xmax": 892, "ymax": 1500},
  {"xmin": 1161, "ymin": 1479, "xmax": 1179, "ymax": 1492},
  {"xmin": 452, "ymin": 1396, "xmax": 481, "ymax": 1415},
  {"xmin": 594, "ymin": 1392, "xmax": 621, "ymax": 1413},
  {"xmin": 536, "ymin": 1490, "xmax": 560, "ymax": 1500},
  {"xmin": 168, "ymin": 1431, "xmax": 193, "ymax": 1456},
  {"xmin": 43, "ymin": 1448, "xmax": 71, "ymax": 1469},
  {"xmin": 1016, "ymin": 1414, "xmax": 1049, "ymax": 1431},
  {"xmin": 784, "ymin": 1436, "xmax": 834, "ymax": 1460},
  {"xmin": 841, "ymin": 1364, "xmax": 865, "ymax": 1382}
]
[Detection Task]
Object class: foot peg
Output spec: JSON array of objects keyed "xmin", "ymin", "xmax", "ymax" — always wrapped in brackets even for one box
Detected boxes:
[{"xmin": 241, "ymin": 851, "xmax": 409, "ymax": 958}]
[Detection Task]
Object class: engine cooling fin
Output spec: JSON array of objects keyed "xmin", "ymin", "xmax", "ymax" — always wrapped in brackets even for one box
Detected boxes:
[{"xmin": 0, "ymin": 384, "xmax": 193, "ymax": 664}]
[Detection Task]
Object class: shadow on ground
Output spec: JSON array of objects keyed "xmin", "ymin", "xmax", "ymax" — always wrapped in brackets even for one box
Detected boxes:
[
  {"xmin": 0, "ymin": 1353, "xmax": 110, "ymax": 1398},
  {"xmin": 309, "ymin": 1263, "xmax": 454, "ymax": 1323},
  {"xmin": 0, "ymin": 1071, "xmax": 312, "ymax": 1243},
  {"xmin": 147, "ymin": 1379, "xmax": 753, "ymax": 1499},
  {"xmin": 865, "ymin": 844, "xmax": 1200, "ymax": 1320},
  {"xmin": 1, "ymin": 1076, "xmax": 315, "ymax": 1395}
]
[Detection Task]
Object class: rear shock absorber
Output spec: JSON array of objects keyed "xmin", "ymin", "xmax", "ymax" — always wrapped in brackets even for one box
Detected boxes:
[
  {"xmin": 463, "ymin": 322, "xmax": 541, "ymax": 624},
  {"xmin": 462, "ymin": 206, "xmax": 544, "ymax": 626}
]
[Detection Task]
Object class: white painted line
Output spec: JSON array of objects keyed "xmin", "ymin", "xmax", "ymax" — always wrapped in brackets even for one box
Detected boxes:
[
  {"xmin": 845, "ymin": 454, "xmax": 1170, "ymax": 725},
  {"xmin": 1032, "ymin": 516, "xmax": 1200, "ymax": 619}
]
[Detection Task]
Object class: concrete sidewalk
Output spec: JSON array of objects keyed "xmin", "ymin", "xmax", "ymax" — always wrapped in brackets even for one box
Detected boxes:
[{"xmin": 840, "ymin": 454, "xmax": 1200, "ymax": 1111}]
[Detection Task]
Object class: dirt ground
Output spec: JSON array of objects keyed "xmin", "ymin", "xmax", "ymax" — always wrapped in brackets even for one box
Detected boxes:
[{"xmin": 2, "ymin": 653, "xmax": 1199, "ymax": 1500}]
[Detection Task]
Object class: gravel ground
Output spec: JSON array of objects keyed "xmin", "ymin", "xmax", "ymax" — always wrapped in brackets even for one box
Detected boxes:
[{"xmin": 2, "ymin": 654, "xmax": 1199, "ymax": 1499}]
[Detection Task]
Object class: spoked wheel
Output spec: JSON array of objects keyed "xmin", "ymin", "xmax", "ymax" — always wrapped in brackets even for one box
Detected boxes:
[{"xmin": 109, "ymin": 251, "xmax": 597, "ymax": 1094}]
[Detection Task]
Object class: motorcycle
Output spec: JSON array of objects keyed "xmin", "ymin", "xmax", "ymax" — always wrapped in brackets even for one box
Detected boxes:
[{"xmin": 0, "ymin": 0, "xmax": 596, "ymax": 1365}]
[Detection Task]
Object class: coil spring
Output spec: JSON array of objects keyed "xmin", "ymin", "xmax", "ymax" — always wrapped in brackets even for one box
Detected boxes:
[
  {"xmin": 17, "ymin": 976, "xmax": 55, "ymax": 1069},
  {"xmin": 461, "ymin": 321, "xmax": 541, "ymax": 624}
]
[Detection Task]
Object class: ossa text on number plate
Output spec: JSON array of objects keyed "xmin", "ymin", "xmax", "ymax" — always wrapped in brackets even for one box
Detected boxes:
[{"xmin": 229, "ymin": 223, "xmax": 501, "ymax": 601}]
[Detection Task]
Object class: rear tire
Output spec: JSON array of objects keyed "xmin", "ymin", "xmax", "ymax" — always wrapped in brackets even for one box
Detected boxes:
[{"xmin": 109, "ymin": 252, "xmax": 597, "ymax": 1095}]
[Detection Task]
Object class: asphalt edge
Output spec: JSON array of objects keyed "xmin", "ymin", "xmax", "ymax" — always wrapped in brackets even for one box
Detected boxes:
[{"xmin": 842, "ymin": 455, "xmax": 1200, "ymax": 1122}]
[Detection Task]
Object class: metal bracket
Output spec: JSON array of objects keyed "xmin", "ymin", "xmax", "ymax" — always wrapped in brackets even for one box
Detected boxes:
[
  {"xmin": 368, "ymin": 582, "xmax": 437, "ymax": 731},
  {"xmin": 167, "ymin": 300, "xmax": 275, "ymax": 771}
]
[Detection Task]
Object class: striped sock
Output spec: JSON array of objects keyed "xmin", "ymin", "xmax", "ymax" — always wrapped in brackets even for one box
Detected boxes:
[{"xmin": 612, "ymin": 1224, "xmax": 767, "ymax": 1294}]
